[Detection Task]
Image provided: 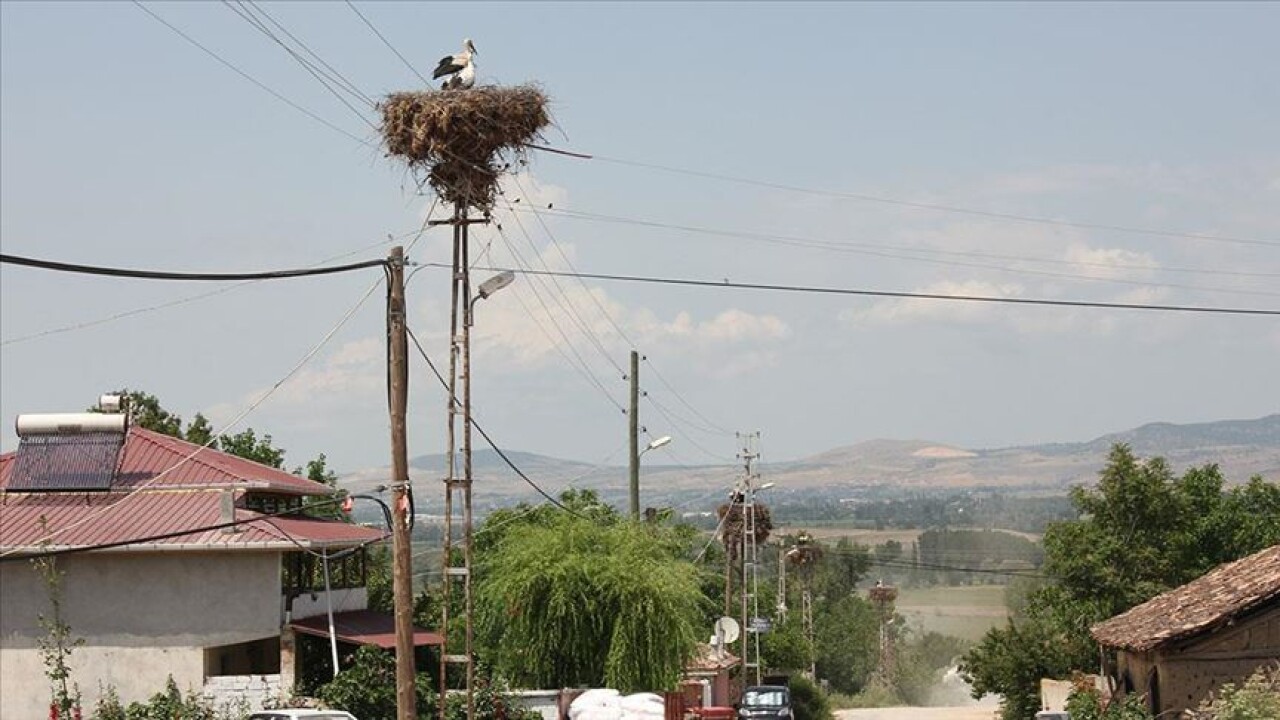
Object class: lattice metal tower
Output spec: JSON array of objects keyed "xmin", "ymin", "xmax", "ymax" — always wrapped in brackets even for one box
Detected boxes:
[
  {"xmin": 437, "ymin": 204, "xmax": 489, "ymax": 720},
  {"xmin": 868, "ymin": 580, "xmax": 899, "ymax": 684}
]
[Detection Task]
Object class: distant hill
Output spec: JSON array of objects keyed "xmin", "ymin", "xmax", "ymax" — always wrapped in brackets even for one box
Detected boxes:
[{"xmin": 340, "ymin": 415, "xmax": 1280, "ymax": 507}]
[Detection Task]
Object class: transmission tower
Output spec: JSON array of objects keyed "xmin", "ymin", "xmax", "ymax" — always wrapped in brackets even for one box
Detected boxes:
[
  {"xmin": 868, "ymin": 580, "xmax": 899, "ymax": 684},
  {"xmin": 437, "ymin": 204, "xmax": 490, "ymax": 720},
  {"xmin": 738, "ymin": 431, "xmax": 763, "ymax": 687},
  {"xmin": 786, "ymin": 532, "xmax": 821, "ymax": 679}
]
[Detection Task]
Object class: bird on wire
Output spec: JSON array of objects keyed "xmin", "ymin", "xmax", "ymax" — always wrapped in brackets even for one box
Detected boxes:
[{"xmin": 434, "ymin": 38, "xmax": 477, "ymax": 90}]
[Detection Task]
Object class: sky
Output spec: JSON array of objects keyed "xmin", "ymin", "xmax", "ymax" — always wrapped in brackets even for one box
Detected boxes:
[{"xmin": 2, "ymin": 2, "xmax": 1278, "ymax": 477}]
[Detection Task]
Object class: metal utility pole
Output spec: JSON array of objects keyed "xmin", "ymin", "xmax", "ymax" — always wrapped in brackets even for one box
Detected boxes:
[
  {"xmin": 738, "ymin": 432, "xmax": 762, "ymax": 687},
  {"xmin": 436, "ymin": 206, "xmax": 488, "ymax": 720},
  {"xmin": 628, "ymin": 350, "xmax": 640, "ymax": 520},
  {"xmin": 869, "ymin": 582, "xmax": 899, "ymax": 685},
  {"xmin": 776, "ymin": 545, "xmax": 787, "ymax": 622},
  {"xmin": 386, "ymin": 246, "xmax": 416, "ymax": 720}
]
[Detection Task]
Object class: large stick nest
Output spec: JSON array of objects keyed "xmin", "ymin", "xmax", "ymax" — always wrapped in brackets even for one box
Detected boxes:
[
  {"xmin": 379, "ymin": 85, "xmax": 550, "ymax": 211},
  {"xmin": 717, "ymin": 500, "xmax": 773, "ymax": 553}
]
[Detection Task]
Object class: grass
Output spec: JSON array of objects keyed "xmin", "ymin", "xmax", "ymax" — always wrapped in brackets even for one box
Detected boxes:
[{"xmin": 896, "ymin": 585, "xmax": 1010, "ymax": 642}]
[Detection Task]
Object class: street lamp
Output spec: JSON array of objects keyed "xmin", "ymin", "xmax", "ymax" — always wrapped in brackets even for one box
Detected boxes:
[
  {"xmin": 641, "ymin": 435, "xmax": 673, "ymax": 456},
  {"xmin": 468, "ymin": 271, "xmax": 515, "ymax": 326},
  {"xmin": 630, "ymin": 435, "xmax": 673, "ymax": 519}
]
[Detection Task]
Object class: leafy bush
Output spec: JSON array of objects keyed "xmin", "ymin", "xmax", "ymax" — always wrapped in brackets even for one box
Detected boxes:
[
  {"xmin": 787, "ymin": 674, "xmax": 832, "ymax": 720},
  {"xmin": 90, "ymin": 677, "xmax": 244, "ymax": 720},
  {"xmin": 828, "ymin": 683, "xmax": 900, "ymax": 709},
  {"xmin": 1192, "ymin": 665, "xmax": 1280, "ymax": 720},
  {"xmin": 318, "ymin": 645, "xmax": 436, "ymax": 720},
  {"xmin": 1066, "ymin": 682, "xmax": 1153, "ymax": 720}
]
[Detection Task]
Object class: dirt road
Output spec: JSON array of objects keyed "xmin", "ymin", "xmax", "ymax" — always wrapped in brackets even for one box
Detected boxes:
[{"xmin": 836, "ymin": 706, "xmax": 998, "ymax": 720}]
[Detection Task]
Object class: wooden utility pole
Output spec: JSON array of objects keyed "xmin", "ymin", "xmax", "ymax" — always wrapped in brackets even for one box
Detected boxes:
[
  {"xmin": 628, "ymin": 349, "xmax": 640, "ymax": 520},
  {"xmin": 387, "ymin": 245, "xmax": 417, "ymax": 720}
]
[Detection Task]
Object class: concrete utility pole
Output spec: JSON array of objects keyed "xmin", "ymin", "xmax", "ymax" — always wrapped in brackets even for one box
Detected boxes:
[
  {"xmin": 628, "ymin": 349, "xmax": 640, "ymax": 520},
  {"xmin": 386, "ymin": 246, "xmax": 416, "ymax": 720}
]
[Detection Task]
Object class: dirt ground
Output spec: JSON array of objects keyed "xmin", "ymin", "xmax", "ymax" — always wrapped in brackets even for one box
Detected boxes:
[{"xmin": 836, "ymin": 707, "xmax": 999, "ymax": 720}]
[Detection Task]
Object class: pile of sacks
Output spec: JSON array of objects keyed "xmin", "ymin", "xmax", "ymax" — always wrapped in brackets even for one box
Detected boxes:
[{"xmin": 569, "ymin": 689, "xmax": 665, "ymax": 720}]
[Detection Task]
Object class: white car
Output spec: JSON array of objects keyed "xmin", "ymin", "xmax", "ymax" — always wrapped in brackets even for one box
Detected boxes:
[{"xmin": 247, "ymin": 707, "xmax": 358, "ymax": 712}]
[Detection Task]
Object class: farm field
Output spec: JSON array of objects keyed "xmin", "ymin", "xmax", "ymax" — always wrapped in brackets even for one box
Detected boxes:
[
  {"xmin": 772, "ymin": 526, "xmax": 1042, "ymax": 545},
  {"xmin": 895, "ymin": 584, "xmax": 1010, "ymax": 642}
]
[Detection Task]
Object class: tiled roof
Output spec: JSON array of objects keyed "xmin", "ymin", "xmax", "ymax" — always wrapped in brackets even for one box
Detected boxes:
[
  {"xmin": 0, "ymin": 426, "xmax": 385, "ymax": 554},
  {"xmin": 1091, "ymin": 544, "xmax": 1280, "ymax": 652},
  {"xmin": 0, "ymin": 490, "xmax": 386, "ymax": 552},
  {"xmin": 0, "ymin": 427, "xmax": 332, "ymax": 496}
]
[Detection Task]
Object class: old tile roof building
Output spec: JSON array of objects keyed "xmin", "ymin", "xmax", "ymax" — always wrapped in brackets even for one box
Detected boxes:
[{"xmin": 1090, "ymin": 544, "xmax": 1280, "ymax": 716}]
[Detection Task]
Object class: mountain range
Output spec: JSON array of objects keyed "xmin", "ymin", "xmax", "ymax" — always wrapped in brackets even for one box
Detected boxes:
[{"xmin": 339, "ymin": 414, "xmax": 1280, "ymax": 509}]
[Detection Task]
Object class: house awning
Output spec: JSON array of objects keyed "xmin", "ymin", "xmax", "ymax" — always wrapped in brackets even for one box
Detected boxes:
[{"xmin": 290, "ymin": 610, "xmax": 443, "ymax": 648}]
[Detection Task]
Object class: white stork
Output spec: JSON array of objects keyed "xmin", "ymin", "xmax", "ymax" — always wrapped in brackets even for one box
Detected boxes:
[{"xmin": 433, "ymin": 38, "xmax": 476, "ymax": 90}]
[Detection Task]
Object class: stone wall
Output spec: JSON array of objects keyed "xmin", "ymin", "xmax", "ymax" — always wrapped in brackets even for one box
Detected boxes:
[{"xmin": 202, "ymin": 674, "xmax": 284, "ymax": 713}]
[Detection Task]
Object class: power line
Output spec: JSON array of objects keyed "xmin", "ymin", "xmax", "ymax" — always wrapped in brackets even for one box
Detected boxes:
[
  {"xmin": 0, "ymin": 253, "xmax": 385, "ymax": 282},
  {"xmin": 2, "ymin": 230, "xmax": 425, "ymax": 347},
  {"xmin": 499, "ymin": 202, "xmax": 628, "ymax": 375},
  {"xmin": 0, "ymin": 276, "xmax": 386, "ymax": 556},
  {"xmin": 343, "ymin": 0, "xmax": 431, "ymax": 87},
  {"xmin": 438, "ymin": 264, "xmax": 1280, "ymax": 317},
  {"xmin": 524, "ymin": 207, "xmax": 1280, "ymax": 299},
  {"xmin": 498, "ymin": 188, "xmax": 738, "ymax": 445},
  {"xmin": 404, "ymin": 325, "xmax": 586, "ymax": 518},
  {"xmin": 488, "ymin": 224, "xmax": 627, "ymax": 411},
  {"xmin": 221, "ymin": 0, "xmax": 378, "ymax": 129},
  {"xmin": 131, "ymin": 1, "xmax": 372, "ymax": 147},
  {"xmin": 525, "ymin": 146, "xmax": 1279, "ymax": 249}
]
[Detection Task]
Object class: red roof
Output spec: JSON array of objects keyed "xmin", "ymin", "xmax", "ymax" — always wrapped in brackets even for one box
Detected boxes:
[
  {"xmin": 291, "ymin": 609, "xmax": 443, "ymax": 648},
  {"xmin": 0, "ymin": 426, "xmax": 385, "ymax": 554},
  {"xmin": 0, "ymin": 427, "xmax": 333, "ymax": 496},
  {"xmin": 0, "ymin": 491, "xmax": 386, "ymax": 553}
]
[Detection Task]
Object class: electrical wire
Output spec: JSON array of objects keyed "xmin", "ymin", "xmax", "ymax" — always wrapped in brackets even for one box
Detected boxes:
[
  {"xmin": 499, "ymin": 202, "xmax": 627, "ymax": 376},
  {"xmin": 441, "ymin": 264, "xmax": 1280, "ymax": 317},
  {"xmin": 0, "ymin": 253, "xmax": 386, "ymax": 281},
  {"xmin": 524, "ymin": 146, "xmax": 1279, "ymax": 249},
  {"xmin": 131, "ymin": 1, "xmax": 372, "ymax": 147},
  {"xmin": 499, "ymin": 189, "xmax": 739, "ymax": 445},
  {"xmin": 343, "ymin": 0, "xmax": 431, "ymax": 86},
  {"xmin": 0, "ymin": 276, "xmax": 387, "ymax": 556},
  {"xmin": 404, "ymin": 325, "xmax": 586, "ymax": 518},
  {"xmin": 2, "ymin": 230, "xmax": 422, "ymax": 347},
  {"xmin": 643, "ymin": 357, "xmax": 736, "ymax": 436},
  {"xmin": 521, "ymin": 207, "xmax": 1280, "ymax": 300},
  {"xmin": 221, "ymin": 0, "xmax": 378, "ymax": 129},
  {"xmin": 488, "ymin": 224, "xmax": 627, "ymax": 411}
]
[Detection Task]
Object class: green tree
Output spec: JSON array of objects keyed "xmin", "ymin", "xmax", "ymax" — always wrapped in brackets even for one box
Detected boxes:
[
  {"xmin": 761, "ymin": 614, "xmax": 813, "ymax": 673},
  {"xmin": 813, "ymin": 594, "xmax": 878, "ymax": 695},
  {"xmin": 960, "ymin": 445, "xmax": 1280, "ymax": 720},
  {"xmin": 218, "ymin": 427, "xmax": 286, "ymax": 469},
  {"xmin": 788, "ymin": 674, "xmax": 833, "ymax": 720},
  {"xmin": 474, "ymin": 503, "xmax": 705, "ymax": 691}
]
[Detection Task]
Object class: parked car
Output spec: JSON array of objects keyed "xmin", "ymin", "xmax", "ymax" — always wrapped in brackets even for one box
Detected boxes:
[
  {"xmin": 248, "ymin": 711, "xmax": 358, "ymax": 720},
  {"xmin": 736, "ymin": 685, "xmax": 791, "ymax": 720}
]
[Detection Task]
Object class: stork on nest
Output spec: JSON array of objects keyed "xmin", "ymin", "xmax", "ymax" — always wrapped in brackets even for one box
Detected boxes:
[{"xmin": 379, "ymin": 84, "xmax": 550, "ymax": 212}]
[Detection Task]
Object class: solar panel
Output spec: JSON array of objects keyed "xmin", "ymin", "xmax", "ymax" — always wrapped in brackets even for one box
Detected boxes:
[{"xmin": 7, "ymin": 432, "xmax": 125, "ymax": 492}]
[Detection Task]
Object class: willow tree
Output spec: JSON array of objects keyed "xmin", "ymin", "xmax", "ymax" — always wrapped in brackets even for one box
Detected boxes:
[{"xmin": 475, "ymin": 511, "xmax": 705, "ymax": 691}]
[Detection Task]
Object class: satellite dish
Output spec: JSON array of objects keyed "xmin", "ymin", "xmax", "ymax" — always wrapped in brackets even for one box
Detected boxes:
[{"xmin": 714, "ymin": 616, "xmax": 740, "ymax": 645}]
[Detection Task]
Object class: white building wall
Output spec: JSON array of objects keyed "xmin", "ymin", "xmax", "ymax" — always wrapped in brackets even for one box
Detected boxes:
[{"xmin": 0, "ymin": 550, "xmax": 282, "ymax": 718}]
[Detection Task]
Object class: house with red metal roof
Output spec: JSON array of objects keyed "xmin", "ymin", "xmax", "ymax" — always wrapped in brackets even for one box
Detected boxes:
[{"xmin": 0, "ymin": 408, "xmax": 438, "ymax": 717}]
